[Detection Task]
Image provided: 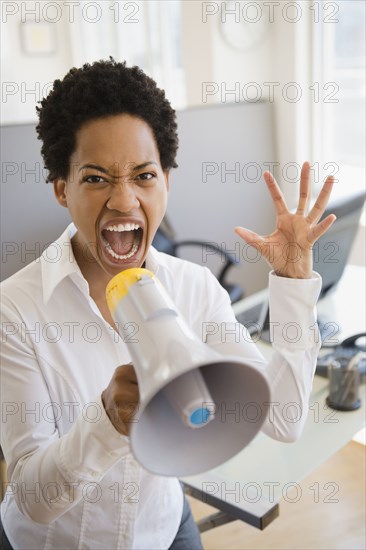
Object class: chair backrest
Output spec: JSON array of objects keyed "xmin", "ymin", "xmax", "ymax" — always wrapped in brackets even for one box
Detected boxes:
[
  {"xmin": 152, "ymin": 228, "xmax": 176, "ymax": 256},
  {"xmin": 152, "ymin": 221, "xmax": 244, "ymax": 303}
]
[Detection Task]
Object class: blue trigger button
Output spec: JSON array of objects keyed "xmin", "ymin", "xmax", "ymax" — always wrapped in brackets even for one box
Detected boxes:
[{"xmin": 189, "ymin": 408, "xmax": 211, "ymax": 425}]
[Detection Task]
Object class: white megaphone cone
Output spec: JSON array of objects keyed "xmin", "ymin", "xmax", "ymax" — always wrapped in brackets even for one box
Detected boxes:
[{"xmin": 106, "ymin": 268, "xmax": 271, "ymax": 477}]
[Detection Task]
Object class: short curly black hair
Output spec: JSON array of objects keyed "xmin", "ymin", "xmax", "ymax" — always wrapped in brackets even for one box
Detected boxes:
[{"xmin": 36, "ymin": 58, "xmax": 179, "ymax": 182}]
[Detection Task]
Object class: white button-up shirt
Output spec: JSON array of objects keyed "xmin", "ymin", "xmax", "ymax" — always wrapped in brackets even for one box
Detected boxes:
[{"xmin": 1, "ymin": 223, "xmax": 322, "ymax": 549}]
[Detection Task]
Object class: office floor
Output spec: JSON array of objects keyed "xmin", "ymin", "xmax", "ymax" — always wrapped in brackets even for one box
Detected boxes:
[{"xmin": 188, "ymin": 441, "xmax": 365, "ymax": 550}]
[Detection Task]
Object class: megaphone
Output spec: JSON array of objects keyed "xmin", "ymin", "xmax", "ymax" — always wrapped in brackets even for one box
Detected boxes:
[{"xmin": 106, "ymin": 268, "xmax": 270, "ymax": 477}]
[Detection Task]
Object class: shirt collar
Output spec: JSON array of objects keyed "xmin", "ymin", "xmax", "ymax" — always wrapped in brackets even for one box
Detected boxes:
[
  {"xmin": 41, "ymin": 223, "xmax": 162, "ymax": 304},
  {"xmin": 145, "ymin": 244, "xmax": 160, "ymax": 275},
  {"xmin": 41, "ymin": 222, "xmax": 87, "ymax": 304}
]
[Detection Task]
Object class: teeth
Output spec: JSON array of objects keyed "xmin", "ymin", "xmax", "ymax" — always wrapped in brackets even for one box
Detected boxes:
[
  {"xmin": 101, "ymin": 231, "xmax": 140, "ymax": 261},
  {"xmin": 105, "ymin": 223, "xmax": 140, "ymax": 232}
]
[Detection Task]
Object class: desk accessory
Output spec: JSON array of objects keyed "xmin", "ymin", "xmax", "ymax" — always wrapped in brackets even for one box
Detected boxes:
[
  {"xmin": 326, "ymin": 353, "xmax": 362, "ymax": 411},
  {"xmin": 316, "ymin": 333, "xmax": 366, "ymax": 383}
]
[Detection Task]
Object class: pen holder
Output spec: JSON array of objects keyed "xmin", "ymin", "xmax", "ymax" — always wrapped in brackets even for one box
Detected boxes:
[{"xmin": 326, "ymin": 359, "xmax": 361, "ymax": 411}]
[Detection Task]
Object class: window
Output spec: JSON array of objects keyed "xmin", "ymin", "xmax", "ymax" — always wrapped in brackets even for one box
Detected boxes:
[
  {"xmin": 313, "ymin": 0, "xmax": 365, "ymax": 194},
  {"xmin": 68, "ymin": 0, "xmax": 186, "ymax": 109}
]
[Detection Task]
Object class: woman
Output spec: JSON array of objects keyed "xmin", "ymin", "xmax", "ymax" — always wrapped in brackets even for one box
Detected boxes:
[{"xmin": 0, "ymin": 58, "xmax": 336, "ymax": 549}]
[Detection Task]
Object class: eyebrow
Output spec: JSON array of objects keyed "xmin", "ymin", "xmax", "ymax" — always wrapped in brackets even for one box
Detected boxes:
[{"xmin": 78, "ymin": 161, "xmax": 158, "ymax": 174}]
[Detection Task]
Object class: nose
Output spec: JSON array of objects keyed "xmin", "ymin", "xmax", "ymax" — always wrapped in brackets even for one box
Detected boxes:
[{"xmin": 106, "ymin": 181, "xmax": 140, "ymax": 212}]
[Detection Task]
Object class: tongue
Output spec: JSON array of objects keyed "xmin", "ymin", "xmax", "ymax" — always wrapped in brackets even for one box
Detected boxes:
[{"xmin": 103, "ymin": 230, "xmax": 136, "ymax": 255}]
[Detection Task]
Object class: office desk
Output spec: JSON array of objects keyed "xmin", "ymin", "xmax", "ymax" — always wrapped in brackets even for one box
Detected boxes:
[{"xmin": 182, "ymin": 265, "xmax": 366, "ymax": 532}]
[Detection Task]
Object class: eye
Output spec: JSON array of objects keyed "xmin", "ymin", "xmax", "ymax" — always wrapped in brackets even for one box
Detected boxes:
[
  {"xmin": 82, "ymin": 175, "xmax": 107, "ymax": 184},
  {"xmin": 136, "ymin": 172, "xmax": 155, "ymax": 181}
]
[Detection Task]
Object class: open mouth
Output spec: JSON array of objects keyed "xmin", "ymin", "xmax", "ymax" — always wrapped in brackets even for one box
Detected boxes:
[{"xmin": 100, "ymin": 223, "xmax": 143, "ymax": 262}]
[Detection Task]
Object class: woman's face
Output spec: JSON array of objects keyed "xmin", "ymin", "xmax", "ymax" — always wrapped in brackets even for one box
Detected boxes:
[{"xmin": 54, "ymin": 113, "xmax": 169, "ymax": 286}]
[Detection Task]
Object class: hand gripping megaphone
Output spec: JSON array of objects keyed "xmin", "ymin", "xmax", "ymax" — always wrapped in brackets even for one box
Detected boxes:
[{"xmin": 106, "ymin": 268, "xmax": 270, "ymax": 477}]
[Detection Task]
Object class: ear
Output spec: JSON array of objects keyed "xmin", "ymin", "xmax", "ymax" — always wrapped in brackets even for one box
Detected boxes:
[
  {"xmin": 163, "ymin": 169, "xmax": 170, "ymax": 193},
  {"xmin": 53, "ymin": 179, "xmax": 68, "ymax": 208}
]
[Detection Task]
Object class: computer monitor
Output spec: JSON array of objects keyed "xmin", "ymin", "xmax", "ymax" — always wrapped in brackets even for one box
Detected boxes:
[{"xmin": 314, "ymin": 190, "xmax": 365, "ymax": 298}]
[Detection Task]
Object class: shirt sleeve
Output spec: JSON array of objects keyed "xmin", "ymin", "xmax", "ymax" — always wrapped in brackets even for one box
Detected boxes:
[
  {"xmin": 0, "ymin": 300, "xmax": 131, "ymax": 524},
  {"xmin": 199, "ymin": 268, "xmax": 322, "ymax": 443}
]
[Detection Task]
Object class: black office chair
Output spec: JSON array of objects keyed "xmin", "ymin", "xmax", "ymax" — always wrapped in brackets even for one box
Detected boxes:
[{"xmin": 152, "ymin": 217, "xmax": 244, "ymax": 303}]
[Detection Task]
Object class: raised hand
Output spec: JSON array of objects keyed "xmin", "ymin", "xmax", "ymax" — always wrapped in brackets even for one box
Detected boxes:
[{"xmin": 234, "ymin": 161, "xmax": 336, "ymax": 279}]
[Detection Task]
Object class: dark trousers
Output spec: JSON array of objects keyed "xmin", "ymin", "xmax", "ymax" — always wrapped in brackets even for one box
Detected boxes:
[
  {"xmin": 168, "ymin": 495, "xmax": 203, "ymax": 550},
  {"xmin": 0, "ymin": 514, "xmax": 13, "ymax": 550}
]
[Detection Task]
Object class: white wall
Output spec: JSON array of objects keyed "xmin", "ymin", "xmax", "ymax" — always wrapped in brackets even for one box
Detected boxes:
[
  {"xmin": 1, "ymin": 2, "xmax": 73, "ymax": 124},
  {"xmin": 0, "ymin": 1, "xmax": 187, "ymax": 124},
  {"xmin": 180, "ymin": 1, "xmax": 314, "ymax": 208}
]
